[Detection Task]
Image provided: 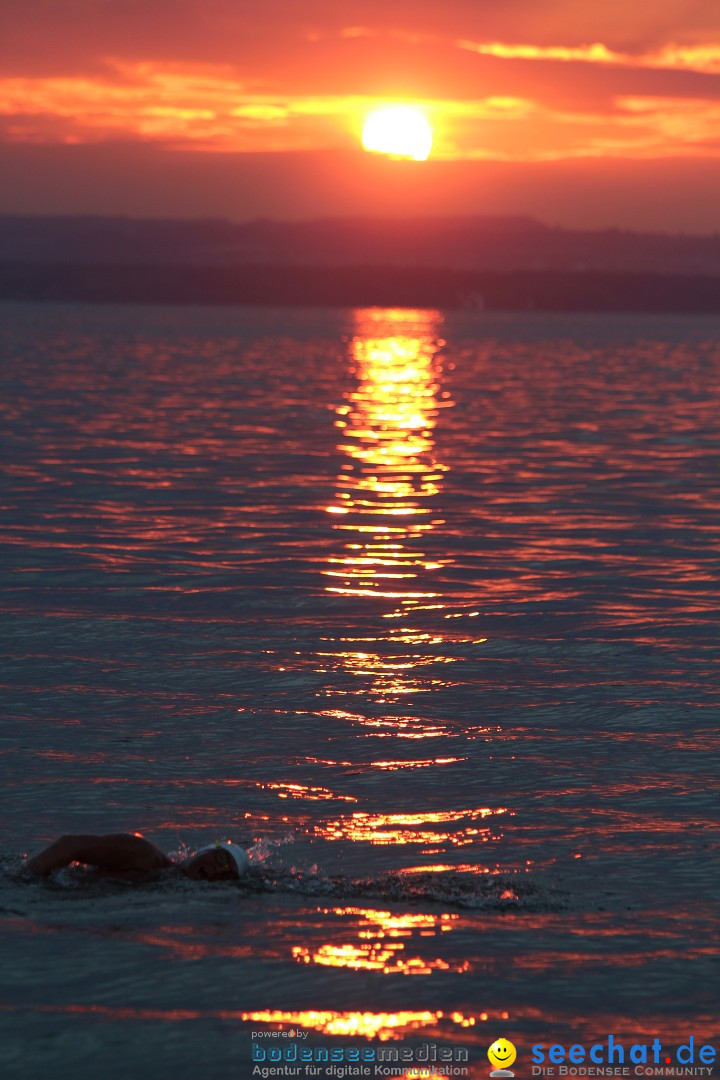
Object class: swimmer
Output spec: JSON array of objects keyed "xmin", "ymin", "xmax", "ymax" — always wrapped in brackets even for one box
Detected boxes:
[{"xmin": 21, "ymin": 833, "xmax": 249, "ymax": 882}]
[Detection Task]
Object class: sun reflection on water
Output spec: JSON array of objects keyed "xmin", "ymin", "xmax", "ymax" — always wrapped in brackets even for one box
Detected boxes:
[
  {"xmin": 239, "ymin": 1009, "xmax": 484, "ymax": 1040},
  {"xmin": 292, "ymin": 905, "xmax": 467, "ymax": 977},
  {"xmin": 324, "ymin": 308, "xmax": 450, "ymax": 609},
  {"xmin": 314, "ymin": 807, "xmax": 508, "ymax": 846},
  {"xmin": 320, "ymin": 308, "xmax": 463, "ymax": 712},
  {"xmin": 290, "ymin": 944, "xmax": 464, "ymax": 977}
]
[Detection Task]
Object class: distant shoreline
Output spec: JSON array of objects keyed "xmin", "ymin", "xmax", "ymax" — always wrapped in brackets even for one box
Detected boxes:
[{"xmin": 1, "ymin": 262, "xmax": 719, "ymax": 314}]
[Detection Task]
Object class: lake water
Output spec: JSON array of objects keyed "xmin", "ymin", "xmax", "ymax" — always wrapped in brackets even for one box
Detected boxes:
[{"xmin": 1, "ymin": 303, "xmax": 718, "ymax": 1079}]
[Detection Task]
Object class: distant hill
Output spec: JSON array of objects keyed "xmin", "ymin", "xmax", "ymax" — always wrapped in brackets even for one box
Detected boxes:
[
  {"xmin": 1, "ymin": 214, "xmax": 719, "ymax": 312},
  {"xmin": 1, "ymin": 214, "xmax": 720, "ymax": 274}
]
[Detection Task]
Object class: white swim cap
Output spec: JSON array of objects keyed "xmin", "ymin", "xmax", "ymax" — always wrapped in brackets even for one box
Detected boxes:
[
  {"xmin": 194, "ymin": 840, "xmax": 250, "ymax": 877},
  {"xmin": 222, "ymin": 842, "xmax": 250, "ymax": 876}
]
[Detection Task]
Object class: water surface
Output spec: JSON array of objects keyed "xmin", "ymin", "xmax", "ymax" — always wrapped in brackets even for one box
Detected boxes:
[{"xmin": 1, "ymin": 304, "xmax": 719, "ymax": 1078}]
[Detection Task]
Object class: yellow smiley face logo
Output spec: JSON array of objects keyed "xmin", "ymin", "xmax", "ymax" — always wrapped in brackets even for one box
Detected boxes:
[{"xmin": 488, "ymin": 1039, "xmax": 517, "ymax": 1070}]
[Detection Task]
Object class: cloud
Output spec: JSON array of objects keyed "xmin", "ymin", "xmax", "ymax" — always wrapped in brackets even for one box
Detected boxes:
[
  {"xmin": 0, "ymin": 0, "xmax": 719, "ymax": 228},
  {"xmin": 2, "ymin": 1, "xmax": 720, "ymax": 75},
  {"xmin": 456, "ymin": 39, "xmax": 720, "ymax": 74},
  {"xmin": 1, "ymin": 59, "xmax": 719, "ymax": 164}
]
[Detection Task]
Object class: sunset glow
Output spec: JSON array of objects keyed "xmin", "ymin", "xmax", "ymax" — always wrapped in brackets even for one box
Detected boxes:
[
  {"xmin": 1, "ymin": 2, "xmax": 719, "ymax": 227},
  {"xmin": 1, "ymin": 60, "xmax": 719, "ymax": 163}
]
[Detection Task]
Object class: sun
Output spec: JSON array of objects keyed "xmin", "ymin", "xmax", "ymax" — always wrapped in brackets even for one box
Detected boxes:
[{"xmin": 361, "ymin": 105, "xmax": 433, "ymax": 161}]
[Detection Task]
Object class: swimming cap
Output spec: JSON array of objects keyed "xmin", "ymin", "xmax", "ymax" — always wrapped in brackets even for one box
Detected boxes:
[{"xmin": 194, "ymin": 840, "xmax": 250, "ymax": 877}]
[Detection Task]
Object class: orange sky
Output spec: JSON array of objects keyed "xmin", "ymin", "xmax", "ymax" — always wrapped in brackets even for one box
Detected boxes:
[{"xmin": 1, "ymin": 0, "xmax": 719, "ymax": 229}]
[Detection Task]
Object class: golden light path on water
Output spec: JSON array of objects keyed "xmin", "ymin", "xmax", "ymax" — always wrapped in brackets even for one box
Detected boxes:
[
  {"xmin": 313, "ymin": 309, "xmax": 509, "ymax": 862},
  {"xmin": 258, "ymin": 307, "xmax": 517, "ymax": 995},
  {"xmin": 324, "ymin": 309, "xmax": 448, "ymax": 595},
  {"xmin": 319, "ymin": 308, "xmax": 483, "ymax": 715},
  {"xmin": 314, "ymin": 807, "xmax": 508, "ymax": 846},
  {"xmin": 292, "ymin": 906, "xmax": 469, "ymax": 977},
  {"xmin": 240, "ymin": 1009, "xmax": 486, "ymax": 1040}
]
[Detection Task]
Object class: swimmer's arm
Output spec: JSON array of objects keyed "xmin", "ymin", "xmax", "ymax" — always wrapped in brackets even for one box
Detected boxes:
[{"xmin": 23, "ymin": 834, "xmax": 172, "ymax": 876}]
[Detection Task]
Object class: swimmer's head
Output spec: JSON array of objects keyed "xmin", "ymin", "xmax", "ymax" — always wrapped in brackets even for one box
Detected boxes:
[{"xmin": 183, "ymin": 840, "xmax": 250, "ymax": 881}]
